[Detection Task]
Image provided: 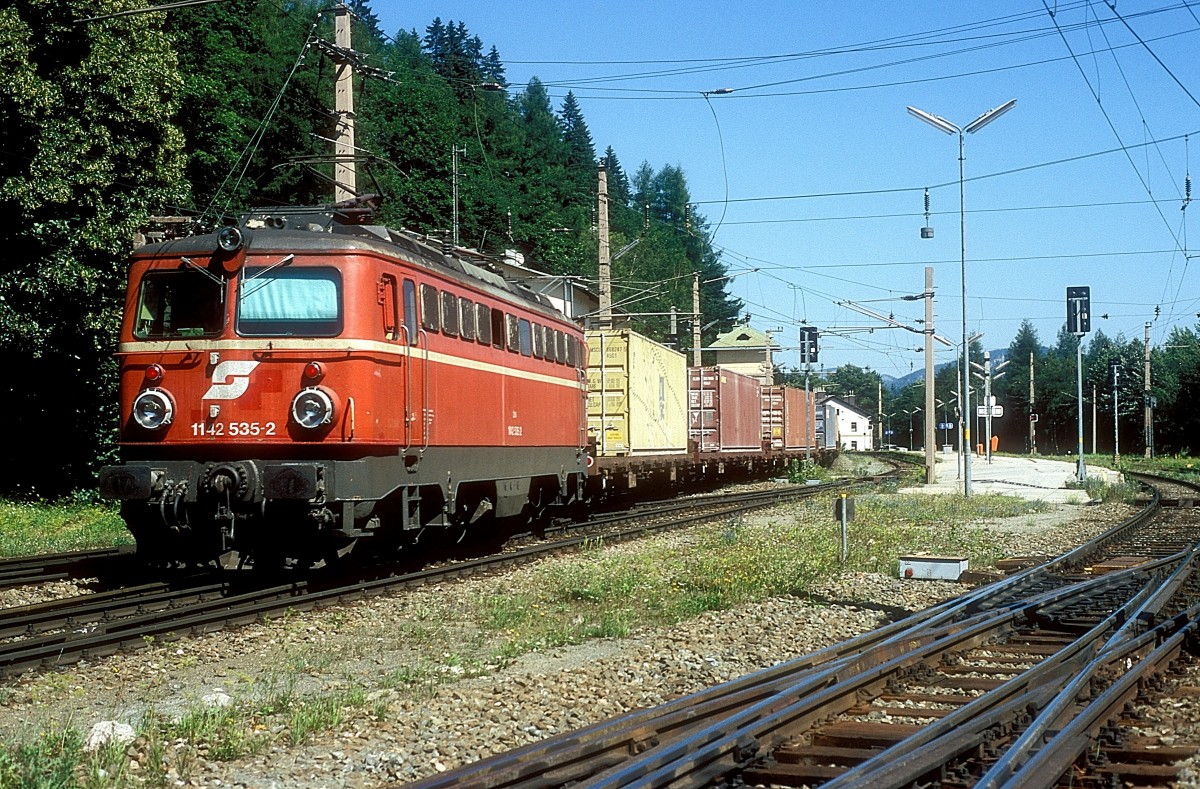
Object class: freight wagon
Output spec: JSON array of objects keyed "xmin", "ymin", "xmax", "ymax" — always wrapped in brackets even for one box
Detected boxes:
[{"xmin": 585, "ymin": 328, "xmax": 829, "ymax": 497}]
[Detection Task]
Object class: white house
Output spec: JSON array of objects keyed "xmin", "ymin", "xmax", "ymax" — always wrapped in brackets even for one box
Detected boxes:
[{"xmin": 819, "ymin": 395, "xmax": 873, "ymax": 451}]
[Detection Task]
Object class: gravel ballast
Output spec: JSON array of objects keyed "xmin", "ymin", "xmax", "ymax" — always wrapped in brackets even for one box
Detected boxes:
[{"xmin": 3, "ymin": 493, "xmax": 1198, "ymax": 788}]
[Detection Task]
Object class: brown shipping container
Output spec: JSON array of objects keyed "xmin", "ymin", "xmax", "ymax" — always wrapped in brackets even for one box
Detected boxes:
[
  {"xmin": 689, "ymin": 367, "xmax": 762, "ymax": 453},
  {"xmin": 761, "ymin": 385, "xmax": 815, "ymax": 450}
]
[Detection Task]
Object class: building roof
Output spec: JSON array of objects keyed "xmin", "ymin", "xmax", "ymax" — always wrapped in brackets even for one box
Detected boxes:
[
  {"xmin": 705, "ymin": 323, "xmax": 781, "ymax": 351},
  {"xmin": 819, "ymin": 394, "xmax": 873, "ymax": 419}
]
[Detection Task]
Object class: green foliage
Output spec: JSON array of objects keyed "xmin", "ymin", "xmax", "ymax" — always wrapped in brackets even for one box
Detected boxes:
[
  {"xmin": 1, "ymin": 0, "xmax": 187, "ymax": 497},
  {"xmin": 0, "ymin": 728, "xmax": 83, "ymax": 788},
  {"xmin": 0, "ymin": 497, "xmax": 129, "ymax": 558}
]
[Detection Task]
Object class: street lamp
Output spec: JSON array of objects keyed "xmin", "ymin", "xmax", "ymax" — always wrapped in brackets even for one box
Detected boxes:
[
  {"xmin": 905, "ymin": 407, "xmax": 922, "ymax": 450},
  {"xmin": 908, "ymin": 99, "xmax": 1016, "ymax": 496}
]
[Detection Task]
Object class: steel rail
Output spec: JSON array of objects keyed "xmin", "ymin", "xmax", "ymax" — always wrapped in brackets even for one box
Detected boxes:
[
  {"xmin": 812, "ymin": 544, "xmax": 1198, "ymax": 788},
  {"xmin": 0, "ymin": 546, "xmax": 134, "ymax": 589},
  {"xmin": 404, "ymin": 487, "xmax": 1167, "ymax": 789},
  {"xmin": 575, "ymin": 559, "xmax": 1171, "ymax": 789},
  {"xmin": 978, "ymin": 546, "xmax": 1200, "ymax": 787},
  {"xmin": 996, "ymin": 606, "xmax": 1200, "ymax": 789}
]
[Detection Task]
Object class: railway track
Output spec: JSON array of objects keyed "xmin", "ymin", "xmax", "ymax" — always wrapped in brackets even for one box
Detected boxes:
[
  {"xmin": 0, "ymin": 545, "xmax": 136, "ymax": 590},
  {"xmin": 0, "ymin": 474, "xmax": 885, "ymax": 678},
  {"xmin": 405, "ymin": 472, "xmax": 1200, "ymax": 789}
]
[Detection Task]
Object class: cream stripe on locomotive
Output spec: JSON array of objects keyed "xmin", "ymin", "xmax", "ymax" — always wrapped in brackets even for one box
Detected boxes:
[{"xmin": 117, "ymin": 338, "xmax": 584, "ymax": 391}]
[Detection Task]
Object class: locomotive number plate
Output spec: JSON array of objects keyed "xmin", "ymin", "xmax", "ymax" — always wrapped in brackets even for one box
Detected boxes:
[
  {"xmin": 507, "ymin": 425, "xmax": 523, "ymax": 436},
  {"xmin": 191, "ymin": 421, "xmax": 278, "ymax": 437}
]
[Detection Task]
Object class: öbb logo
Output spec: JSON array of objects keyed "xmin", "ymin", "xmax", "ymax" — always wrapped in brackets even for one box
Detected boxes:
[{"xmin": 204, "ymin": 361, "xmax": 260, "ymax": 400}]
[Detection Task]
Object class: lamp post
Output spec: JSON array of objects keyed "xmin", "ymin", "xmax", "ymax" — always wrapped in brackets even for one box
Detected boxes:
[{"xmin": 908, "ymin": 99, "xmax": 1016, "ymax": 497}]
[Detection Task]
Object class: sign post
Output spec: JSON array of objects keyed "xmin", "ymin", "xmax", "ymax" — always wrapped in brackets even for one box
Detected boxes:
[{"xmin": 834, "ymin": 494, "xmax": 854, "ymax": 563}]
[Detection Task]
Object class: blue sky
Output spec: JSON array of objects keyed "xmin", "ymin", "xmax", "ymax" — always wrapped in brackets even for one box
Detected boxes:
[{"xmin": 371, "ymin": 1, "xmax": 1200, "ymax": 378}]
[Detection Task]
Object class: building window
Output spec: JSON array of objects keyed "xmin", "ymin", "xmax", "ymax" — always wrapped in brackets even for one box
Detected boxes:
[{"xmin": 850, "ymin": 421, "xmax": 858, "ymax": 432}]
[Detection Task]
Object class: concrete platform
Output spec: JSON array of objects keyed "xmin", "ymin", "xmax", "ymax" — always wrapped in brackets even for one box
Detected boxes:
[{"xmin": 898, "ymin": 452, "xmax": 1123, "ymax": 504}]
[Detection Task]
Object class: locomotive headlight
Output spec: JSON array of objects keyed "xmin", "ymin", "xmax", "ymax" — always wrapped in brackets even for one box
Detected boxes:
[
  {"xmin": 291, "ymin": 387, "xmax": 335, "ymax": 429},
  {"xmin": 132, "ymin": 389, "xmax": 175, "ymax": 430}
]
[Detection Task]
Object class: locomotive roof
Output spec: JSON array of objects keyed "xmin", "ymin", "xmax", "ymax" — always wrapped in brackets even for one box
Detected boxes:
[{"xmin": 132, "ymin": 207, "xmax": 570, "ymax": 325}]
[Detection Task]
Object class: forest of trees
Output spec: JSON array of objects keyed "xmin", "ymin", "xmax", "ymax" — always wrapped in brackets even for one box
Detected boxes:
[
  {"xmin": 0, "ymin": 0, "xmax": 743, "ymax": 497},
  {"xmin": 1, "ymin": 0, "xmax": 1197, "ymax": 499}
]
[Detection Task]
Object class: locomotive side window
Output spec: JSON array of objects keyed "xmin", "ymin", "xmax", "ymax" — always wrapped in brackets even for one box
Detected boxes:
[
  {"xmin": 402, "ymin": 279, "xmax": 418, "ymax": 345},
  {"xmin": 441, "ymin": 291, "xmax": 459, "ymax": 337},
  {"xmin": 531, "ymin": 323, "xmax": 543, "ymax": 359},
  {"xmin": 544, "ymin": 328, "xmax": 558, "ymax": 363},
  {"xmin": 476, "ymin": 304, "xmax": 492, "ymax": 345},
  {"xmin": 566, "ymin": 335, "xmax": 577, "ymax": 367},
  {"xmin": 505, "ymin": 314, "xmax": 520, "ymax": 352},
  {"xmin": 459, "ymin": 298, "xmax": 476, "ymax": 341},
  {"xmin": 237, "ymin": 267, "xmax": 341, "ymax": 337},
  {"xmin": 492, "ymin": 309, "xmax": 506, "ymax": 349},
  {"xmin": 134, "ymin": 269, "xmax": 226, "ymax": 339},
  {"xmin": 557, "ymin": 331, "xmax": 568, "ymax": 364},
  {"xmin": 518, "ymin": 318, "xmax": 533, "ymax": 357},
  {"xmin": 380, "ymin": 275, "xmax": 399, "ymax": 340},
  {"xmin": 420, "ymin": 284, "xmax": 439, "ymax": 331}
]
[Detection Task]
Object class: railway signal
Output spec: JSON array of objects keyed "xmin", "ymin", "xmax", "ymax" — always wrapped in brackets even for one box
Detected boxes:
[{"xmin": 1067, "ymin": 285, "xmax": 1091, "ymax": 483}]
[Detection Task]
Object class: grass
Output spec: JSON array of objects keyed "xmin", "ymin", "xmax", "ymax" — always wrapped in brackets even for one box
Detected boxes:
[
  {"xmin": 0, "ymin": 497, "xmax": 130, "ymax": 558},
  {"xmin": 0, "ymin": 484, "xmax": 1053, "ymax": 786}
]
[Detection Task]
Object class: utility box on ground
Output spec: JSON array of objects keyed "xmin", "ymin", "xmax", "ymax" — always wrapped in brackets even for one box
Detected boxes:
[{"xmin": 899, "ymin": 555, "xmax": 969, "ymax": 581}]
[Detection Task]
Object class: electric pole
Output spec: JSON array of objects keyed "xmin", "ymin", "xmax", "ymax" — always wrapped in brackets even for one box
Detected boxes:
[
  {"xmin": 924, "ymin": 267, "xmax": 936, "ymax": 483},
  {"xmin": 1112, "ymin": 361, "xmax": 1120, "ymax": 465},
  {"xmin": 451, "ymin": 145, "xmax": 466, "ymax": 246},
  {"xmin": 332, "ymin": 3, "xmax": 356, "ymax": 203},
  {"xmin": 1028, "ymin": 351, "xmax": 1036, "ymax": 456},
  {"xmin": 597, "ymin": 166, "xmax": 612, "ymax": 328},
  {"xmin": 1144, "ymin": 322, "xmax": 1152, "ymax": 458}
]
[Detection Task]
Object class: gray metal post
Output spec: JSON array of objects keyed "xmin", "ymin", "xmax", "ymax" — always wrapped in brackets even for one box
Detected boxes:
[{"xmin": 1076, "ymin": 337, "xmax": 1086, "ymax": 482}]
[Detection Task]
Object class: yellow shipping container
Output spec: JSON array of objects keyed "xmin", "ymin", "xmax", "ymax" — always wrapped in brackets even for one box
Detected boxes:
[{"xmin": 586, "ymin": 329, "xmax": 688, "ymax": 456}]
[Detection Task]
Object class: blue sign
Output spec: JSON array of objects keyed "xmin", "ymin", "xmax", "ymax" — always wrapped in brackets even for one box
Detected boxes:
[
  {"xmin": 938, "ymin": 422, "xmax": 955, "ymax": 430},
  {"xmin": 884, "ymin": 429, "xmax": 894, "ymax": 436}
]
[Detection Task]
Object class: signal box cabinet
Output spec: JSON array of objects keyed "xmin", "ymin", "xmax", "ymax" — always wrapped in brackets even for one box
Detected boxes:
[
  {"xmin": 586, "ymin": 329, "xmax": 688, "ymax": 456},
  {"xmin": 689, "ymin": 367, "xmax": 763, "ymax": 453},
  {"xmin": 762, "ymin": 385, "xmax": 815, "ymax": 450}
]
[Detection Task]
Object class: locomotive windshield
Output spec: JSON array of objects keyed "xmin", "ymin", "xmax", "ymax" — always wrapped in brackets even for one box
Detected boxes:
[
  {"xmin": 237, "ymin": 266, "xmax": 342, "ymax": 337},
  {"xmin": 133, "ymin": 269, "xmax": 226, "ymax": 339}
]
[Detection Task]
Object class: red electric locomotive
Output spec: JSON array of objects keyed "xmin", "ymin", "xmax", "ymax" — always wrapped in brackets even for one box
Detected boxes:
[{"xmin": 99, "ymin": 202, "xmax": 590, "ymax": 567}]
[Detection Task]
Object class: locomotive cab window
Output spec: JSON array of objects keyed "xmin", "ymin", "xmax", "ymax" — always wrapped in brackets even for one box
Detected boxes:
[
  {"xmin": 134, "ymin": 268, "xmax": 226, "ymax": 339},
  {"xmin": 237, "ymin": 266, "xmax": 341, "ymax": 337}
]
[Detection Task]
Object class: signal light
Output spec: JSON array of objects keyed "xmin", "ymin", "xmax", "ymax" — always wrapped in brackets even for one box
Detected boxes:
[
  {"xmin": 303, "ymin": 361, "xmax": 324, "ymax": 381},
  {"xmin": 145, "ymin": 364, "xmax": 164, "ymax": 383}
]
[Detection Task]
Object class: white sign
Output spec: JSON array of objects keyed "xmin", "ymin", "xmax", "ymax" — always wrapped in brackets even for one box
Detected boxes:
[{"xmin": 976, "ymin": 405, "xmax": 1004, "ymax": 417}]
